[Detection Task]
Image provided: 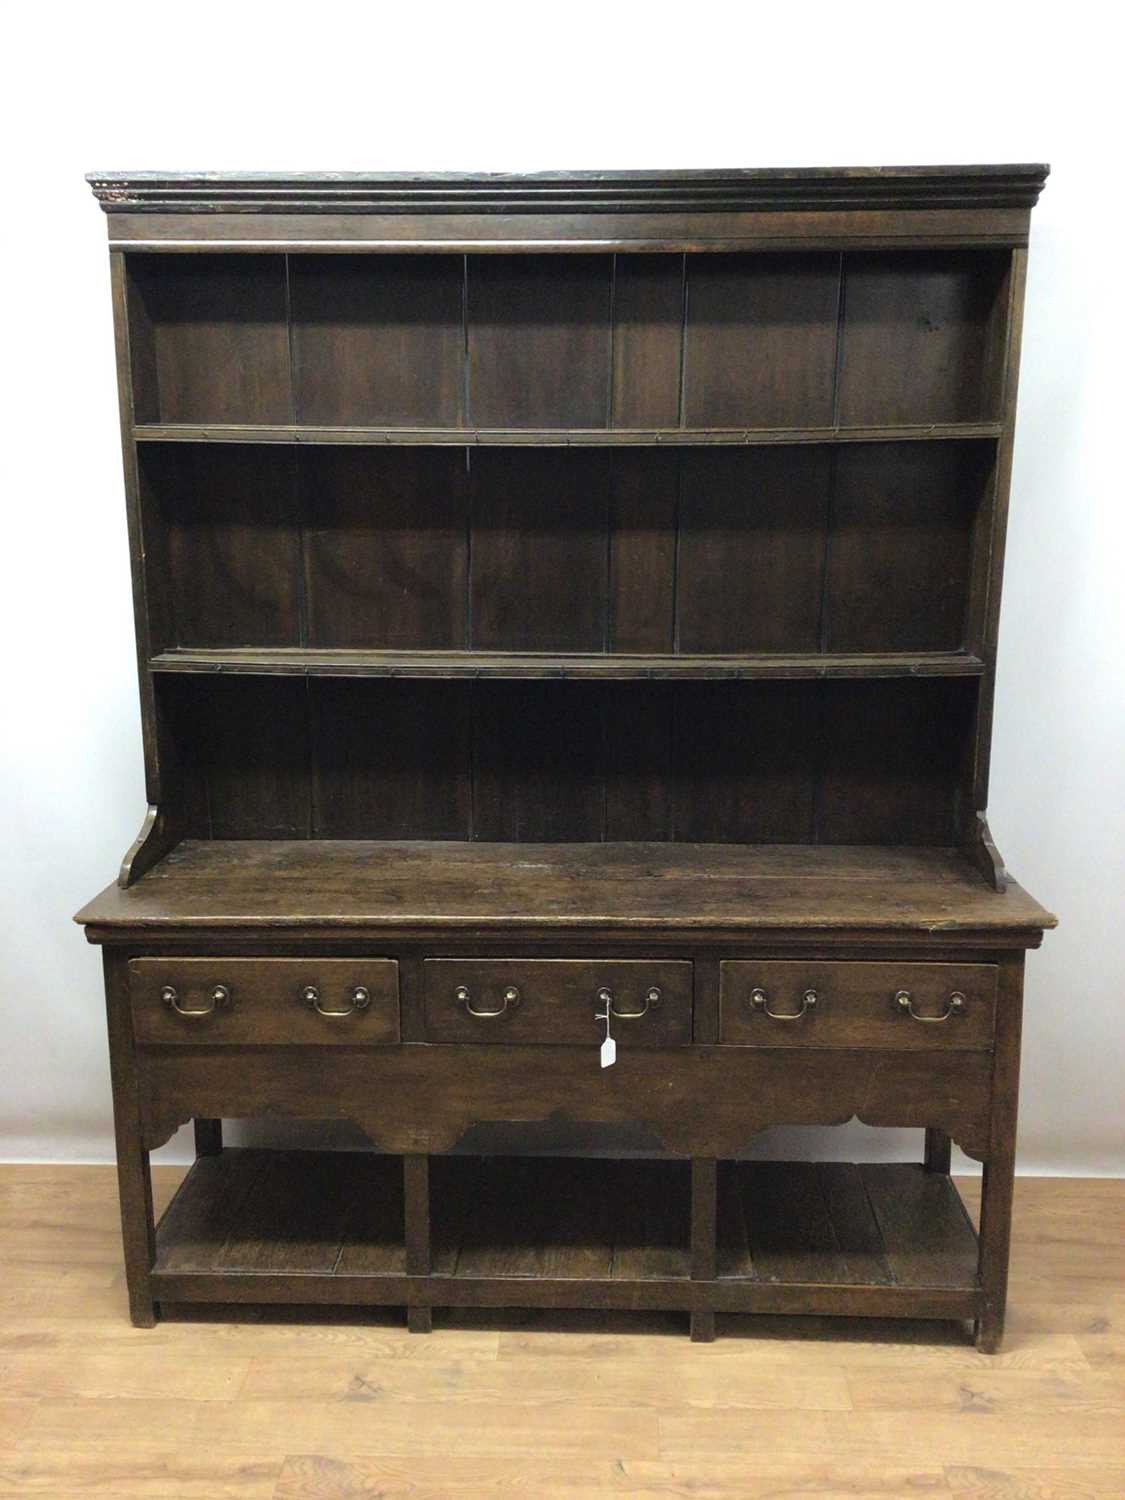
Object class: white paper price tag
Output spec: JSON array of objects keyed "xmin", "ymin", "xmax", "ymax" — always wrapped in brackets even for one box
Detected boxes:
[{"xmin": 596, "ymin": 990, "xmax": 617, "ymax": 1068}]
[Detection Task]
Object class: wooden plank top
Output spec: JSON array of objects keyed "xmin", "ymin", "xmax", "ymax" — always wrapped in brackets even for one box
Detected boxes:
[{"xmin": 76, "ymin": 840, "xmax": 1056, "ymax": 943}]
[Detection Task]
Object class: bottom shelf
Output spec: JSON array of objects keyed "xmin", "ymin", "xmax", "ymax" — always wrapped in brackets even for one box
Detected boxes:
[
  {"xmin": 717, "ymin": 1160, "xmax": 979, "ymax": 1287},
  {"xmin": 153, "ymin": 1149, "xmax": 980, "ymax": 1319}
]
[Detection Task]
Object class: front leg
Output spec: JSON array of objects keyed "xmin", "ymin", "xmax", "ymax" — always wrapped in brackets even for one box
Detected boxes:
[{"xmin": 104, "ymin": 952, "xmax": 158, "ymax": 1327}]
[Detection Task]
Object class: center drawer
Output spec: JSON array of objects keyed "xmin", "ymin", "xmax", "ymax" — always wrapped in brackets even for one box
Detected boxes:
[
  {"xmin": 719, "ymin": 961, "xmax": 998, "ymax": 1049},
  {"xmin": 129, "ymin": 959, "xmax": 400, "ymax": 1045},
  {"xmin": 422, "ymin": 959, "xmax": 693, "ymax": 1045}
]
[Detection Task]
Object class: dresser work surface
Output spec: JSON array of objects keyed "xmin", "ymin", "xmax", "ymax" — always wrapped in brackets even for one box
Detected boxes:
[{"xmin": 79, "ymin": 166, "xmax": 1054, "ymax": 1348}]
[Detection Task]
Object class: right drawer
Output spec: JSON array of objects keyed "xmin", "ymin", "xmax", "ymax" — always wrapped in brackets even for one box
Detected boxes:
[{"xmin": 719, "ymin": 961, "xmax": 997, "ymax": 1050}]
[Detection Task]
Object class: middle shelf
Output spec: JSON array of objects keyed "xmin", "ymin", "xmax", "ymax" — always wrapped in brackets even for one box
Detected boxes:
[
  {"xmin": 137, "ymin": 438, "xmax": 996, "ymax": 665},
  {"xmin": 150, "ymin": 647, "xmax": 985, "ymax": 681}
]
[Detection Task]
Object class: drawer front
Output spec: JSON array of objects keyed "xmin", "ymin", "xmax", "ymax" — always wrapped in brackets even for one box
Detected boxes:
[
  {"xmin": 423, "ymin": 959, "xmax": 693, "ymax": 1046},
  {"xmin": 129, "ymin": 959, "xmax": 400, "ymax": 1045},
  {"xmin": 719, "ymin": 961, "xmax": 997, "ymax": 1049}
]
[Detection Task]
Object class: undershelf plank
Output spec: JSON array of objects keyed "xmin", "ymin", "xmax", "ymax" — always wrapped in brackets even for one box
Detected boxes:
[
  {"xmin": 216, "ymin": 1150, "xmax": 358, "ymax": 1274},
  {"xmin": 453, "ymin": 1159, "xmax": 616, "ymax": 1280},
  {"xmin": 154, "ymin": 1151, "xmax": 260, "ymax": 1273},
  {"xmin": 861, "ymin": 1164, "xmax": 981, "ymax": 1289},
  {"xmin": 611, "ymin": 1160, "xmax": 691, "ymax": 1280},
  {"xmin": 334, "ymin": 1155, "xmax": 407, "ymax": 1276}
]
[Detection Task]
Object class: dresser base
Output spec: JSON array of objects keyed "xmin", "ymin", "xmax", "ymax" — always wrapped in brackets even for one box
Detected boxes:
[{"xmin": 138, "ymin": 1146, "xmax": 990, "ymax": 1344}]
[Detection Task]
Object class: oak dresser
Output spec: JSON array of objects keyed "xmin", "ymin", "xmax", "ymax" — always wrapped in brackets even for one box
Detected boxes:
[{"xmin": 78, "ymin": 166, "xmax": 1055, "ymax": 1348}]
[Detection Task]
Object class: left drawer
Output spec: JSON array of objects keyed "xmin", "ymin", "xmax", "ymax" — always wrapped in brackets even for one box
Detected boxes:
[{"xmin": 128, "ymin": 959, "xmax": 400, "ymax": 1045}]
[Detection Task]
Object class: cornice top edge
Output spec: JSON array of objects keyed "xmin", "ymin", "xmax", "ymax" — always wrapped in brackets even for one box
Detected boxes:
[{"xmin": 85, "ymin": 165, "xmax": 1050, "ymax": 215}]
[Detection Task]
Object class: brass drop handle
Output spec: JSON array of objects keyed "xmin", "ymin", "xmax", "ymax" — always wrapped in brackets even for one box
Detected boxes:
[
  {"xmin": 750, "ymin": 986, "xmax": 818, "ymax": 1020},
  {"xmin": 596, "ymin": 985, "xmax": 661, "ymax": 1019},
  {"xmin": 895, "ymin": 989, "xmax": 966, "ymax": 1023},
  {"xmin": 162, "ymin": 983, "xmax": 230, "ymax": 1017},
  {"xmin": 457, "ymin": 983, "xmax": 520, "ymax": 1018},
  {"xmin": 301, "ymin": 983, "xmax": 371, "ymax": 1017}
]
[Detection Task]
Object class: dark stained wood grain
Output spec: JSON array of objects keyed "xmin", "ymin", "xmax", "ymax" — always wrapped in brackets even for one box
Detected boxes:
[
  {"xmin": 677, "ymin": 448, "xmax": 830, "ymax": 652},
  {"xmin": 334, "ymin": 1154, "xmax": 407, "ymax": 1276},
  {"xmin": 468, "ymin": 256, "xmax": 612, "ymax": 427},
  {"xmin": 218, "ymin": 1150, "xmax": 361, "ymax": 1273},
  {"xmin": 472, "ymin": 682, "xmax": 607, "ymax": 841},
  {"xmin": 975, "ymin": 954, "xmax": 1025, "ymax": 1350},
  {"xmin": 134, "ymin": 420, "xmax": 1004, "ymax": 447},
  {"xmin": 602, "ymin": 685, "xmax": 675, "ymax": 841},
  {"xmin": 690, "ymin": 1156, "xmax": 718, "ymax": 1341},
  {"xmin": 469, "ymin": 449, "xmax": 610, "ymax": 651},
  {"xmin": 127, "ymin": 254, "xmax": 290, "ymax": 425},
  {"xmin": 421, "ymin": 958, "xmax": 692, "ymax": 1046},
  {"xmin": 103, "ymin": 952, "xmax": 158, "ymax": 1325},
  {"xmin": 77, "ymin": 838, "xmax": 1056, "ymax": 940},
  {"xmin": 608, "ymin": 452, "xmax": 677, "ymax": 653},
  {"xmin": 140, "ymin": 445, "xmax": 302, "ymax": 650},
  {"xmin": 291, "ymin": 254, "xmax": 464, "ymax": 426},
  {"xmin": 924, "ymin": 1127, "xmax": 953, "ymax": 1174},
  {"xmin": 402, "ymin": 1153, "xmax": 432, "ymax": 1330},
  {"xmin": 153, "ymin": 1150, "xmax": 258, "ymax": 1273},
  {"xmin": 718, "ymin": 959, "xmax": 997, "ymax": 1049},
  {"xmin": 129, "ymin": 957, "xmax": 401, "ymax": 1046},
  {"xmin": 162, "ymin": 676, "xmax": 312, "ymax": 840},
  {"xmin": 610, "ymin": 254, "xmax": 684, "ymax": 427},
  {"xmin": 148, "ymin": 646, "xmax": 986, "ymax": 680},
  {"xmin": 861, "ymin": 1163, "xmax": 980, "ymax": 1288},
  {"xmin": 826, "ymin": 442, "xmax": 991, "ymax": 653},
  {"xmin": 817, "ymin": 678, "xmax": 974, "ymax": 845},
  {"xmin": 91, "ymin": 167, "xmax": 1050, "ymax": 217},
  {"xmin": 682, "ymin": 253, "xmax": 840, "ymax": 427},
  {"xmin": 86, "ymin": 168, "xmax": 1051, "ymax": 1348},
  {"xmin": 453, "ymin": 1158, "xmax": 617, "ymax": 1278},
  {"xmin": 193, "ymin": 1118, "xmax": 222, "ymax": 1156},
  {"xmin": 303, "ymin": 447, "xmax": 468, "ymax": 650},
  {"xmin": 673, "ymin": 683, "xmax": 819, "ymax": 843},
  {"xmin": 133, "ymin": 1040, "xmax": 999, "ymax": 1161},
  {"xmin": 731, "ymin": 1162, "xmax": 893, "ymax": 1285},
  {"xmin": 613, "ymin": 1159, "xmax": 691, "ymax": 1280},
  {"xmin": 147, "ymin": 1150, "xmax": 979, "ymax": 1312},
  {"xmin": 838, "ymin": 251, "xmax": 1009, "ymax": 424},
  {"xmin": 309, "ymin": 679, "xmax": 472, "ymax": 840}
]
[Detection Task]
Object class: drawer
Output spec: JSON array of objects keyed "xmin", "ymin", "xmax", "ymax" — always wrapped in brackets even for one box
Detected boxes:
[
  {"xmin": 129, "ymin": 959, "xmax": 400, "ymax": 1045},
  {"xmin": 719, "ymin": 961, "xmax": 997, "ymax": 1049},
  {"xmin": 423, "ymin": 959, "xmax": 693, "ymax": 1046}
]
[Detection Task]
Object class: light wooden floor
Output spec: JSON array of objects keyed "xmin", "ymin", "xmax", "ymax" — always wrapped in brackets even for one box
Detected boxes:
[{"xmin": 0, "ymin": 1167, "xmax": 1122, "ymax": 1499}]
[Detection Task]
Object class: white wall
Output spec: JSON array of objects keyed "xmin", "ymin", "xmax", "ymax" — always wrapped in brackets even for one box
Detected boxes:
[{"xmin": 2, "ymin": 2, "xmax": 1121, "ymax": 1172}]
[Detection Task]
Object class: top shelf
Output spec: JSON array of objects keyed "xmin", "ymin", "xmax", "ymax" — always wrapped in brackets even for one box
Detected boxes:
[{"xmin": 133, "ymin": 421, "xmax": 1003, "ymax": 449}]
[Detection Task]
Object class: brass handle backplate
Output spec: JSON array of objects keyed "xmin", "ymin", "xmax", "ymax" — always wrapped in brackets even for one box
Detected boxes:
[
  {"xmin": 161, "ymin": 983, "xmax": 230, "ymax": 1018},
  {"xmin": 596, "ymin": 984, "xmax": 661, "ymax": 1020},
  {"xmin": 895, "ymin": 989, "xmax": 966, "ymax": 1023},
  {"xmin": 749, "ymin": 986, "xmax": 818, "ymax": 1021},
  {"xmin": 302, "ymin": 983, "xmax": 371, "ymax": 1018},
  {"xmin": 457, "ymin": 983, "xmax": 520, "ymax": 1019}
]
